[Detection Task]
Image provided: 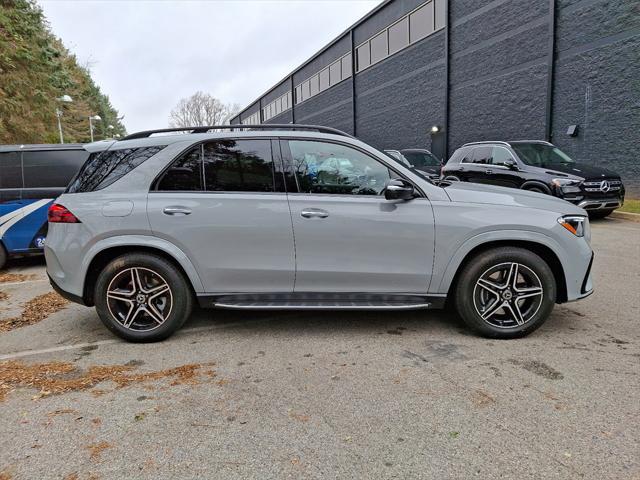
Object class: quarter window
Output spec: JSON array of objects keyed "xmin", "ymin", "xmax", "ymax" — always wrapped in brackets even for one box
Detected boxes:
[
  {"xmin": 288, "ymin": 140, "xmax": 391, "ymax": 196},
  {"xmin": 68, "ymin": 146, "xmax": 165, "ymax": 193},
  {"xmin": 203, "ymin": 139, "xmax": 275, "ymax": 192}
]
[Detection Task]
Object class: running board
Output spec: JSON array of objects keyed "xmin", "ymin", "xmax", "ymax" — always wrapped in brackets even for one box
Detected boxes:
[
  {"xmin": 213, "ymin": 301, "xmax": 431, "ymax": 311},
  {"xmin": 197, "ymin": 293, "xmax": 446, "ymax": 310}
]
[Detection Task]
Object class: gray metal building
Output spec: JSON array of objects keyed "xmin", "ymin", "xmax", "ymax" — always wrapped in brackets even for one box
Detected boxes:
[{"xmin": 231, "ymin": 0, "xmax": 640, "ymax": 195}]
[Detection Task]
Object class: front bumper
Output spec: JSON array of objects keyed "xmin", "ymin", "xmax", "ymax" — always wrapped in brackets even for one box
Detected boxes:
[{"xmin": 577, "ymin": 198, "xmax": 622, "ymax": 211}]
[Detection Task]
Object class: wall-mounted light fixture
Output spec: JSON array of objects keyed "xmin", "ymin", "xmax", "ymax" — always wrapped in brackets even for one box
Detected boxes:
[
  {"xmin": 567, "ymin": 124, "xmax": 579, "ymax": 137},
  {"xmin": 430, "ymin": 125, "xmax": 440, "ymax": 134}
]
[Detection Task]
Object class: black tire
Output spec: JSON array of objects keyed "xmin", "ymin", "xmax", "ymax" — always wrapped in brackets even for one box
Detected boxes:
[
  {"xmin": 0, "ymin": 243, "xmax": 6, "ymax": 270},
  {"xmin": 454, "ymin": 247, "xmax": 556, "ymax": 339},
  {"xmin": 94, "ymin": 253, "xmax": 193, "ymax": 342},
  {"xmin": 444, "ymin": 175, "xmax": 461, "ymax": 182},
  {"xmin": 524, "ymin": 186, "xmax": 548, "ymax": 194},
  {"xmin": 588, "ymin": 209, "xmax": 614, "ymax": 219}
]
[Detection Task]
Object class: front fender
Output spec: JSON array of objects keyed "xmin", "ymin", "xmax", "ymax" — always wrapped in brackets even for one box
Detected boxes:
[{"xmin": 435, "ymin": 229, "xmax": 567, "ymax": 294}]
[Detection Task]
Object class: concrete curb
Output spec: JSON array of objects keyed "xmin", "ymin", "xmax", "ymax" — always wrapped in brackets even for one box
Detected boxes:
[{"xmin": 610, "ymin": 211, "xmax": 640, "ymax": 223}]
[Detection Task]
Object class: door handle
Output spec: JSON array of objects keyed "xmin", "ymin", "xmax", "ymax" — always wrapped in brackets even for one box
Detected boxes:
[
  {"xmin": 485, "ymin": 169, "xmax": 493, "ymax": 174},
  {"xmin": 300, "ymin": 208, "xmax": 329, "ymax": 219},
  {"xmin": 163, "ymin": 206, "xmax": 192, "ymax": 215}
]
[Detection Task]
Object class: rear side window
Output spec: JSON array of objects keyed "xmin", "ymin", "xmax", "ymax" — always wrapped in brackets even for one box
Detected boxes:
[
  {"xmin": 23, "ymin": 150, "xmax": 89, "ymax": 188},
  {"xmin": 68, "ymin": 146, "xmax": 165, "ymax": 193},
  {"xmin": 156, "ymin": 146, "xmax": 203, "ymax": 191},
  {"xmin": 470, "ymin": 146, "xmax": 492, "ymax": 164},
  {"xmin": 0, "ymin": 152, "xmax": 22, "ymax": 189},
  {"xmin": 203, "ymin": 139, "xmax": 275, "ymax": 192}
]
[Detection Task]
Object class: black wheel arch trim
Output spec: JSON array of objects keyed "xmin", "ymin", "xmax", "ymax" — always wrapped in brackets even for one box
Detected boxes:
[{"xmin": 520, "ymin": 181, "xmax": 552, "ymax": 194}]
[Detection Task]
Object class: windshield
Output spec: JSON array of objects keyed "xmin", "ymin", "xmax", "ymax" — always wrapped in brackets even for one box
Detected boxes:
[
  {"xmin": 510, "ymin": 143, "xmax": 575, "ymax": 167},
  {"xmin": 402, "ymin": 151, "xmax": 440, "ymax": 168}
]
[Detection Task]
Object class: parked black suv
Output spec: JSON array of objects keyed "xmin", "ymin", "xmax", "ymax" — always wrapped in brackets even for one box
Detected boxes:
[{"xmin": 442, "ymin": 141, "xmax": 625, "ymax": 218}]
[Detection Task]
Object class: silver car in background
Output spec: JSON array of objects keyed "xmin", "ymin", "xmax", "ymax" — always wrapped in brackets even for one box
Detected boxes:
[{"xmin": 46, "ymin": 125, "xmax": 594, "ymax": 342}]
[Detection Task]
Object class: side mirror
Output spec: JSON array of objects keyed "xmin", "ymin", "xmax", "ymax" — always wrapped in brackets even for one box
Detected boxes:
[
  {"xmin": 503, "ymin": 159, "xmax": 519, "ymax": 170},
  {"xmin": 384, "ymin": 179, "xmax": 415, "ymax": 201}
]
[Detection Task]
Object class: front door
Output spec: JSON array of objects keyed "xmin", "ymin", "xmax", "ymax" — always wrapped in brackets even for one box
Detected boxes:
[
  {"xmin": 281, "ymin": 139, "xmax": 435, "ymax": 294},
  {"xmin": 147, "ymin": 139, "xmax": 295, "ymax": 293}
]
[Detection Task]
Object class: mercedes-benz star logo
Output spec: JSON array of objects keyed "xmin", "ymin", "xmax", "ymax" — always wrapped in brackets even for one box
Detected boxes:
[{"xmin": 599, "ymin": 180, "xmax": 610, "ymax": 193}]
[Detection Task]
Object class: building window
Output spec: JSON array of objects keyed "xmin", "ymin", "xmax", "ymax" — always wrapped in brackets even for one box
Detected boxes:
[
  {"xmin": 409, "ymin": 1, "xmax": 435, "ymax": 43},
  {"xmin": 435, "ymin": 0, "xmax": 446, "ymax": 30},
  {"xmin": 388, "ymin": 17, "xmax": 409, "ymax": 55},
  {"xmin": 341, "ymin": 53, "xmax": 352, "ymax": 79},
  {"xmin": 370, "ymin": 30, "xmax": 388, "ymax": 65},
  {"xmin": 356, "ymin": 43, "xmax": 371, "ymax": 71},
  {"xmin": 319, "ymin": 67, "xmax": 330, "ymax": 91},
  {"xmin": 309, "ymin": 74, "xmax": 320, "ymax": 96}
]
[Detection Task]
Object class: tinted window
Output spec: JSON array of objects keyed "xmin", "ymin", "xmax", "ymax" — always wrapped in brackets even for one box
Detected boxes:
[
  {"xmin": 67, "ymin": 146, "xmax": 165, "ymax": 193},
  {"xmin": 403, "ymin": 151, "xmax": 440, "ymax": 167},
  {"xmin": 356, "ymin": 43, "xmax": 370, "ymax": 71},
  {"xmin": 23, "ymin": 150, "xmax": 88, "ymax": 188},
  {"xmin": 410, "ymin": 1, "xmax": 434, "ymax": 43},
  {"xmin": 389, "ymin": 17, "xmax": 409, "ymax": 55},
  {"xmin": 491, "ymin": 147, "xmax": 516, "ymax": 166},
  {"xmin": 0, "ymin": 152, "xmax": 22, "ymax": 189},
  {"xmin": 449, "ymin": 146, "xmax": 472, "ymax": 164},
  {"xmin": 470, "ymin": 146, "xmax": 492, "ymax": 164},
  {"xmin": 319, "ymin": 67, "xmax": 330, "ymax": 91},
  {"xmin": 156, "ymin": 146, "xmax": 203, "ymax": 191},
  {"xmin": 288, "ymin": 140, "xmax": 391, "ymax": 196},
  {"xmin": 342, "ymin": 53, "xmax": 352, "ymax": 78},
  {"xmin": 203, "ymin": 139, "xmax": 274, "ymax": 192},
  {"xmin": 370, "ymin": 31, "xmax": 388, "ymax": 64},
  {"xmin": 511, "ymin": 143, "xmax": 575, "ymax": 167}
]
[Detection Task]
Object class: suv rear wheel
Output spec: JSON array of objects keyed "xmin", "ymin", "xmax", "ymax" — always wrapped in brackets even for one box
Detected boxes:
[
  {"xmin": 94, "ymin": 253, "xmax": 193, "ymax": 342},
  {"xmin": 454, "ymin": 247, "xmax": 556, "ymax": 338}
]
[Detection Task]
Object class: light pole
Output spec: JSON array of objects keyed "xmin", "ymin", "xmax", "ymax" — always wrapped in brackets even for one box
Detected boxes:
[
  {"xmin": 55, "ymin": 95, "xmax": 73, "ymax": 144},
  {"xmin": 89, "ymin": 115, "xmax": 101, "ymax": 142}
]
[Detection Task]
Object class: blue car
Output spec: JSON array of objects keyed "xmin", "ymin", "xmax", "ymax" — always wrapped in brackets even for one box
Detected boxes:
[{"xmin": 0, "ymin": 144, "xmax": 92, "ymax": 269}]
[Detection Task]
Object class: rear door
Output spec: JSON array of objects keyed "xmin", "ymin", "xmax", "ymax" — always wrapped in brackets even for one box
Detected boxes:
[
  {"xmin": 147, "ymin": 138, "xmax": 295, "ymax": 293},
  {"xmin": 463, "ymin": 146, "xmax": 493, "ymax": 184},
  {"xmin": 281, "ymin": 139, "xmax": 435, "ymax": 294}
]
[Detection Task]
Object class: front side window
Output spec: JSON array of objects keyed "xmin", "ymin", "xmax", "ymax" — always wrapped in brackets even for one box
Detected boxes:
[
  {"xmin": 203, "ymin": 139, "xmax": 275, "ymax": 192},
  {"xmin": 288, "ymin": 140, "xmax": 391, "ymax": 196},
  {"xmin": 68, "ymin": 146, "xmax": 165, "ymax": 193},
  {"xmin": 156, "ymin": 146, "xmax": 203, "ymax": 191},
  {"xmin": 491, "ymin": 146, "xmax": 516, "ymax": 166}
]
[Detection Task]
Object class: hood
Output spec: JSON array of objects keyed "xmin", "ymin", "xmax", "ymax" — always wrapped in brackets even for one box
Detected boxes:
[
  {"xmin": 443, "ymin": 181, "xmax": 585, "ymax": 215},
  {"xmin": 539, "ymin": 162, "xmax": 620, "ymax": 179}
]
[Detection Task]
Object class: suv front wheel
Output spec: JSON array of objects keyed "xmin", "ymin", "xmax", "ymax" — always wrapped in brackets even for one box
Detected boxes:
[
  {"xmin": 94, "ymin": 253, "xmax": 193, "ymax": 342},
  {"xmin": 454, "ymin": 247, "xmax": 556, "ymax": 338}
]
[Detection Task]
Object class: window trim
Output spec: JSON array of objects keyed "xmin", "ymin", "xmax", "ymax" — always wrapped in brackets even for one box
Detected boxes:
[
  {"xmin": 278, "ymin": 137, "xmax": 426, "ymax": 199},
  {"xmin": 151, "ymin": 137, "xmax": 287, "ymax": 194}
]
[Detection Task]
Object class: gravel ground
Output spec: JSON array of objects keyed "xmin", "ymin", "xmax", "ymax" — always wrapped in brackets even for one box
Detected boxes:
[{"xmin": 0, "ymin": 217, "xmax": 638, "ymax": 480}]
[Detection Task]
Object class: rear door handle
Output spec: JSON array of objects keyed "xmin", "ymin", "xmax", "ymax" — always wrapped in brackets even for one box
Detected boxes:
[
  {"xmin": 300, "ymin": 208, "xmax": 329, "ymax": 219},
  {"xmin": 163, "ymin": 206, "xmax": 192, "ymax": 215},
  {"xmin": 485, "ymin": 169, "xmax": 493, "ymax": 174}
]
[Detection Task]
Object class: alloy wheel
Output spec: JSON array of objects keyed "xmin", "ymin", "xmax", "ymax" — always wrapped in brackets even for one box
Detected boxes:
[
  {"xmin": 472, "ymin": 262, "xmax": 544, "ymax": 328},
  {"xmin": 106, "ymin": 267, "xmax": 173, "ymax": 331}
]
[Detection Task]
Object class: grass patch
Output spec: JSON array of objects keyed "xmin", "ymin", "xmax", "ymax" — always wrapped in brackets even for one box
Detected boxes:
[{"xmin": 619, "ymin": 198, "xmax": 640, "ymax": 214}]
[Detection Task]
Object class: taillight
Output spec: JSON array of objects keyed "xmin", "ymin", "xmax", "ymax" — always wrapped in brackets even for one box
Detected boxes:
[{"xmin": 48, "ymin": 203, "xmax": 81, "ymax": 223}]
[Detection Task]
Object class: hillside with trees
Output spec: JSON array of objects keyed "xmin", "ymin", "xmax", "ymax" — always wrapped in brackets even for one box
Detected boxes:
[{"xmin": 0, "ymin": 0, "xmax": 126, "ymax": 144}]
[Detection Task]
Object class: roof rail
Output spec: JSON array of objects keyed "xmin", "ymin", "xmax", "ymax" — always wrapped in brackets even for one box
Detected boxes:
[
  {"xmin": 121, "ymin": 124, "xmax": 354, "ymax": 141},
  {"xmin": 461, "ymin": 140, "xmax": 511, "ymax": 147}
]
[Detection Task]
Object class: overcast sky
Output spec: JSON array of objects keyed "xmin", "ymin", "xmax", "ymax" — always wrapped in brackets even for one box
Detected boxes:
[{"xmin": 38, "ymin": 0, "xmax": 381, "ymax": 133}]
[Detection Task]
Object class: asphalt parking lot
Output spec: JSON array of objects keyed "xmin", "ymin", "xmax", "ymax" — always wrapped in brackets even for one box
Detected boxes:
[{"xmin": 0, "ymin": 217, "xmax": 638, "ymax": 480}]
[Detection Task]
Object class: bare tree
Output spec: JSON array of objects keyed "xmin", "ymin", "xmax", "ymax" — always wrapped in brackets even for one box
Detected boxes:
[{"xmin": 169, "ymin": 92, "xmax": 240, "ymax": 127}]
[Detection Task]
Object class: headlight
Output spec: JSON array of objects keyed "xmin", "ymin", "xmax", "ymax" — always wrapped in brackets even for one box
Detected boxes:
[
  {"xmin": 552, "ymin": 178, "xmax": 582, "ymax": 194},
  {"xmin": 558, "ymin": 215, "xmax": 587, "ymax": 237}
]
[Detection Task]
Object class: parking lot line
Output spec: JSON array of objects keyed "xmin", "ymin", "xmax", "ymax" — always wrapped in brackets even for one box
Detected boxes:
[{"xmin": 0, "ymin": 317, "xmax": 276, "ymax": 361}]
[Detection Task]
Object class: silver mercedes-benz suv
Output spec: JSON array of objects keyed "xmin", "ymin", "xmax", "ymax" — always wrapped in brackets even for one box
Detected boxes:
[{"xmin": 45, "ymin": 125, "xmax": 594, "ymax": 342}]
